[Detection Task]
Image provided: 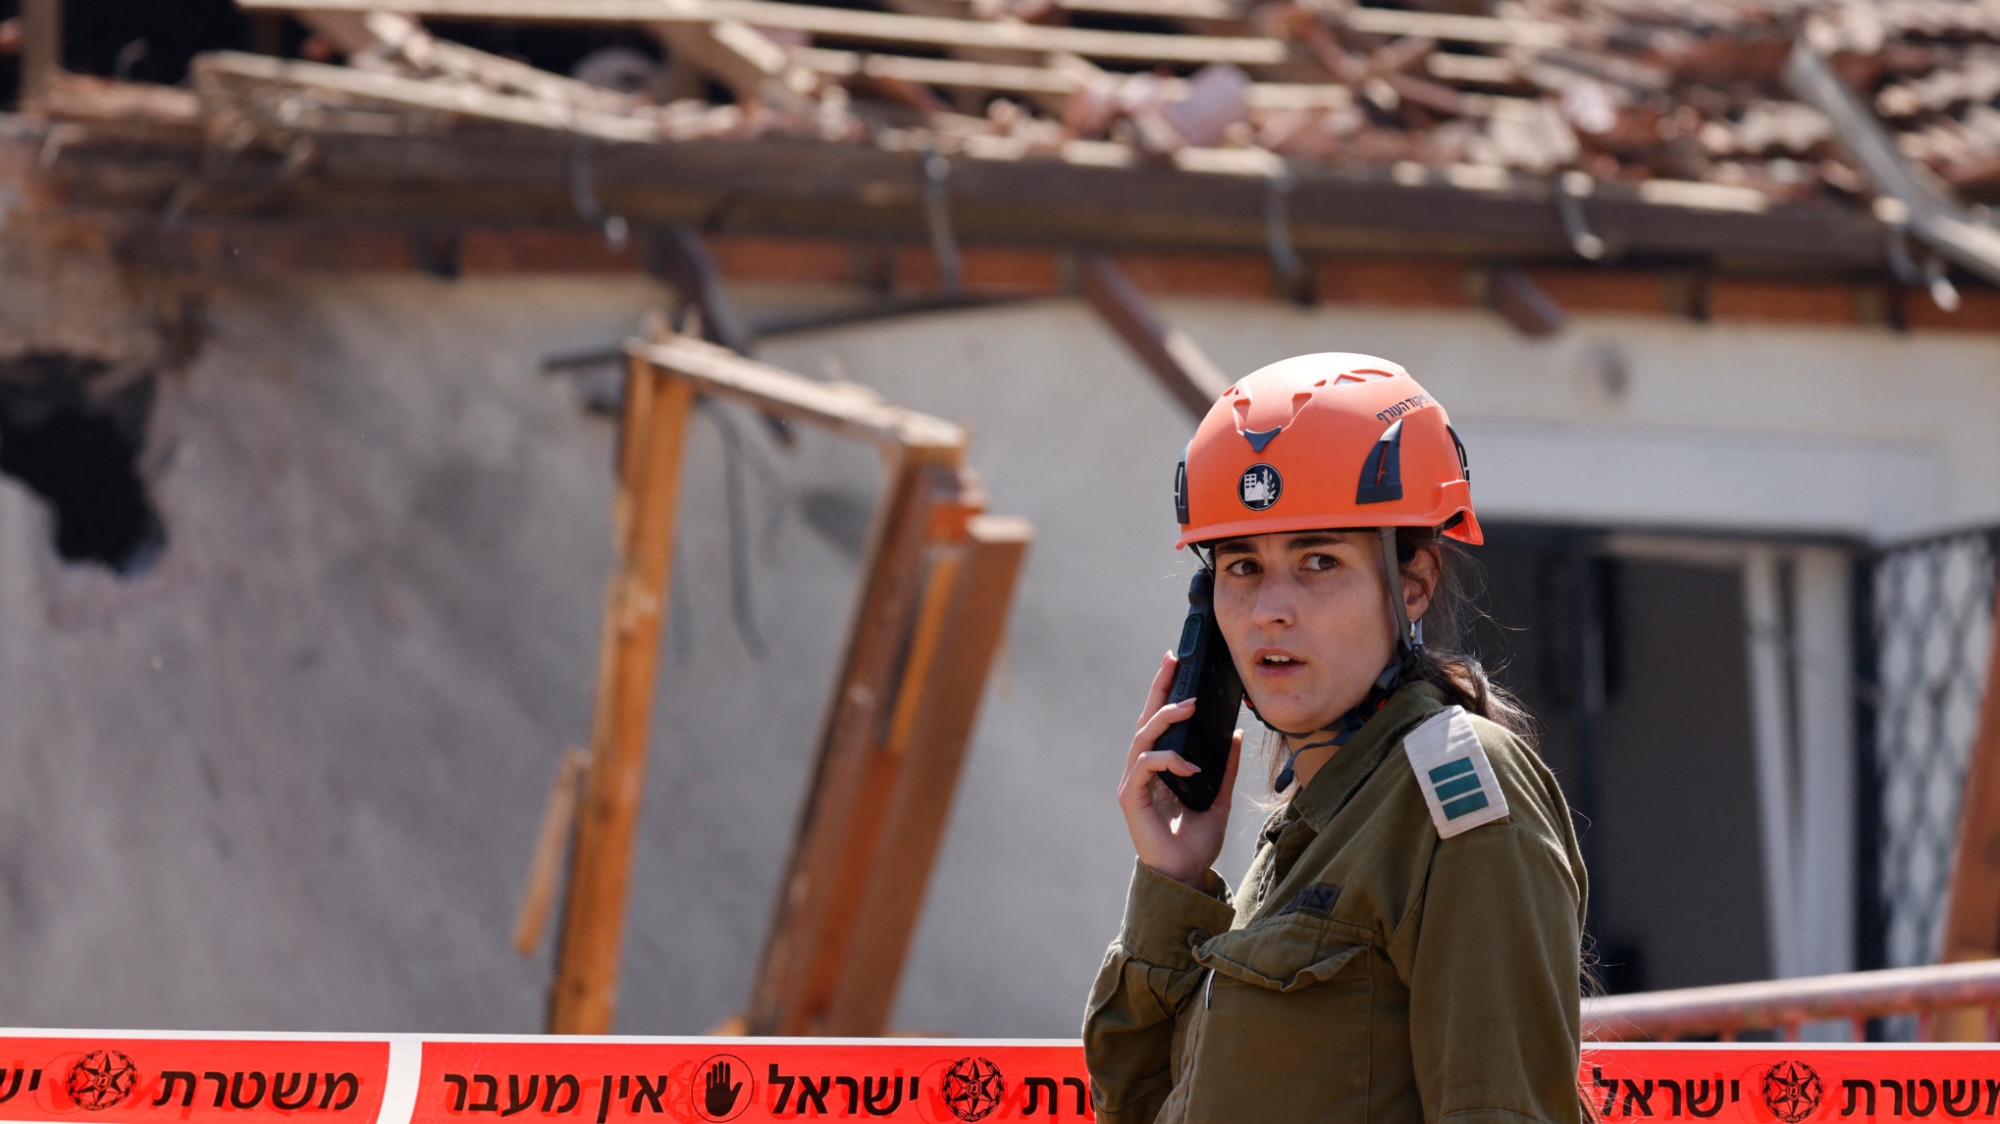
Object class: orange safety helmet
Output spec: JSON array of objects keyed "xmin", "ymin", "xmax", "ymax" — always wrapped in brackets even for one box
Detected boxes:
[{"xmin": 1174, "ymin": 352, "xmax": 1482, "ymax": 549}]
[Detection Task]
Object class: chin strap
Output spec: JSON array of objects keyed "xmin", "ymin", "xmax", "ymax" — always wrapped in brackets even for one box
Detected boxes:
[
  {"xmin": 1379, "ymin": 527, "xmax": 1424, "ymax": 661},
  {"xmin": 1273, "ymin": 659, "xmax": 1402, "ymax": 793}
]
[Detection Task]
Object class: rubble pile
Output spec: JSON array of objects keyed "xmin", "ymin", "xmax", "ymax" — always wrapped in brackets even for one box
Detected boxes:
[{"xmin": 40, "ymin": 0, "xmax": 2000, "ymax": 209}]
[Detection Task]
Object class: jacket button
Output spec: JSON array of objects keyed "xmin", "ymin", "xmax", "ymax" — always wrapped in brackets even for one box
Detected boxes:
[{"xmin": 1187, "ymin": 928, "xmax": 1211, "ymax": 948}]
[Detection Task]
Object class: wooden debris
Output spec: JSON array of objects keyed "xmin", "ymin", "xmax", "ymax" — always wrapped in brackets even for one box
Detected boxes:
[
  {"xmin": 744, "ymin": 447, "xmax": 971, "ymax": 1036},
  {"xmin": 544, "ymin": 333, "xmax": 1028, "ymax": 1037},
  {"xmin": 1484, "ymin": 265, "xmax": 1568, "ymax": 336},
  {"xmin": 1081, "ymin": 253, "xmax": 1230, "ymax": 419},
  {"xmin": 812, "ymin": 512, "xmax": 1031, "ymax": 1035},
  {"xmin": 1342, "ymin": 7, "xmax": 1567, "ymax": 49},
  {"xmin": 43, "ymin": 72, "xmax": 202, "ymax": 128},
  {"xmin": 192, "ymin": 51, "xmax": 669, "ymax": 142},
  {"xmin": 44, "ymin": 0, "xmax": 2000, "ymax": 283},
  {"xmin": 348, "ymin": 12, "xmax": 639, "ymax": 112},
  {"xmin": 652, "ymin": 20, "xmax": 818, "ymax": 110},
  {"xmin": 513, "ymin": 747, "xmax": 589, "ymax": 957},
  {"xmin": 549, "ymin": 347, "xmax": 696, "ymax": 1034},
  {"xmin": 1052, "ymin": 0, "xmax": 1243, "ymax": 21},
  {"xmin": 1788, "ymin": 38, "xmax": 2000, "ymax": 288},
  {"xmin": 628, "ymin": 337, "xmax": 962, "ymax": 452},
  {"xmin": 239, "ymin": 0, "xmax": 1294, "ymax": 67}
]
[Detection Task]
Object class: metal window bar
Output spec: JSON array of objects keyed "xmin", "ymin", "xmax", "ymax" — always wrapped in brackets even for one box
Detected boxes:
[{"xmin": 1870, "ymin": 527, "xmax": 2000, "ymax": 980}]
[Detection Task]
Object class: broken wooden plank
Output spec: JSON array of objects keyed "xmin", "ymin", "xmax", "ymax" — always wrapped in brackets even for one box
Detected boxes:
[
  {"xmin": 192, "ymin": 51, "xmax": 666, "ymax": 142},
  {"xmin": 513, "ymin": 746, "xmax": 590, "ymax": 956},
  {"xmin": 1425, "ymin": 52, "xmax": 1520, "ymax": 87},
  {"xmin": 548, "ymin": 354, "xmax": 695, "ymax": 1034},
  {"xmin": 822, "ymin": 513, "xmax": 1032, "ymax": 1035},
  {"xmin": 873, "ymin": 0, "xmax": 1068, "ymax": 116},
  {"xmin": 43, "ymin": 72, "xmax": 203, "ymax": 127},
  {"xmin": 791, "ymin": 44, "xmax": 1352, "ymax": 112},
  {"xmin": 627, "ymin": 336, "xmax": 963, "ymax": 452},
  {"xmin": 540, "ymin": 329, "xmax": 1019, "ymax": 1038},
  {"xmin": 1342, "ymin": 7, "xmax": 1567, "ymax": 49},
  {"xmin": 1244, "ymin": 82, "xmax": 1353, "ymax": 111},
  {"xmin": 39, "ymin": 107, "xmax": 1889, "ymax": 271},
  {"xmin": 1051, "ymin": 0, "xmax": 1242, "ymax": 20},
  {"xmin": 293, "ymin": 11, "xmax": 380, "ymax": 55},
  {"xmin": 238, "ymin": 0, "xmax": 1294, "ymax": 67},
  {"xmin": 792, "ymin": 46, "xmax": 1075, "ymax": 97},
  {"xmin": 1483, "ymin": 264, "xmax": 1567, "ymax": 337},
  {"xmin": 653, "ymin": 19, "xmax": 815, "ymax": 109},
  {"xmin": 1788, "ymin": 38, "xmax": 2000, "ymax": 288},
  {"xmin": 347, "ymin": 11, "xmax": 640, "ymax": 112},
  {"xmin": 1081, "ymin": 252, "xmax": 1231, "ymax": 420},
  {"xmin": 745, "ymin": 453, "xmax": 971, "ymax": 1036}
]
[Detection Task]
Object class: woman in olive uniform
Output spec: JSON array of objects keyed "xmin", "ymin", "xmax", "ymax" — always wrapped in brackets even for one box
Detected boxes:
[{"xmin": 1084, "ymin": 353, "xmax": 1588, "ymax": 1124}]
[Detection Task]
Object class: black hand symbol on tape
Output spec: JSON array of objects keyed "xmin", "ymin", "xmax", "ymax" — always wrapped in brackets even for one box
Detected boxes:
[{"xmin": 704, "ymin": 1063, "xmax": 741, "ymax": 1117}]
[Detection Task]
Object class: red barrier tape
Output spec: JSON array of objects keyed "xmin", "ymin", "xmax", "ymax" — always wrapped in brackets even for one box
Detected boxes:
[
  {"xmin": 0, "ymin": 1038, "xmax": 387, "ymax": 1124},
  {"xmin": 0, "ymin": 1034, "xmax": 1995, "ymax": 1124}
]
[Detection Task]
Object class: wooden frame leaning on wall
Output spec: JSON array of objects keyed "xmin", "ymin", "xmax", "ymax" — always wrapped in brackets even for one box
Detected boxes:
[{"xmin": 543, "ymin": 330, "xmax": 1033, "ymax": 1036}]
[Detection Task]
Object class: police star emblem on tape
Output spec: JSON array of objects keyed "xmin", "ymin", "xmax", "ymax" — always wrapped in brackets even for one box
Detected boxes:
[
  {"xmin": 1762, "ymin": 1061, "xmax": 1823, "ymax": 1124},
  {"xmin": 63, "ymin": 1050, "xmax": 136, "ymax": 1112},
  {"xmin": 1401, "ymin": 707, "xmax": 1508, "ymax": 838},
  {"xmin": 942, "ymin": 1057, "xmax": 1005, "ymax": 1123}
]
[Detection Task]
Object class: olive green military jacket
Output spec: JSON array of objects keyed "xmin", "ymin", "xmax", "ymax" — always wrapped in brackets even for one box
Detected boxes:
[{"xmin": 1083, "ymin": 683, "xmax": 1588, "ymax": 1124}]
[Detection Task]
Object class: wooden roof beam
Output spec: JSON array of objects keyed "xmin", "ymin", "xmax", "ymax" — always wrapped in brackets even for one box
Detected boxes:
[
  {"xmin": 1787, "ymin": 37, "xmax": 2000, "ymax": 291},
  {"xmin": 626, "ymin": 336, "xmax": 964, "ymax": 452},
  {"xmin": 1051, "ymin": 0, "xmax": 1244, "ymax": 21},
  {"xmin": 190, "ymin": 50, "xmax": 666, "ymax": 141},
  {"xmin": 1341, "ymin": 6, "xmax": 1566, "ymax": 49},
  {"xmin": 1081, "ymin": 253, "xmax": 1230, "ymax": 420},
  {"xmin": 297, "ymin": 11, "xmax": 638, "ymax": 112},
  {"xmin": 791, "ymin": 47, "xmax": 1074, "ymax": 97},
  {"xmin": 236, "ymin": 0, "xmax": 1294, "ymax": 67},
  {"xmin": 846, "ymin": 0, "xmax": 1068, "ymax": 117},
  {"xmin": 651, "ymin": 20, "xmax": 817, "ymax": 109},
  {"xmin": 788, "ymin": 45, "xmax": 1354, "ymax": 111}
]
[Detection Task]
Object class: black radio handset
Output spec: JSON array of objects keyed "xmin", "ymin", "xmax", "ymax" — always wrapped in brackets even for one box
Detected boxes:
[{"xmin": 1155, "ymin": 568, "xmax": 1245, "ymax": 813}]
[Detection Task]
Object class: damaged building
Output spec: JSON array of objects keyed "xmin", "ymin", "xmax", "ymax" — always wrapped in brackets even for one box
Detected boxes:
[{"xmin": 3, "ymin": 0, "xmax": 2000, "ymax": 1035}]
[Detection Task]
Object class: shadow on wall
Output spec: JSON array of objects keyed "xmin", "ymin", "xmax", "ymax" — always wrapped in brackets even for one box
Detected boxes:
[{"xmin": 0, "ymin": 352, "xmax": 167, "ymax": 576}]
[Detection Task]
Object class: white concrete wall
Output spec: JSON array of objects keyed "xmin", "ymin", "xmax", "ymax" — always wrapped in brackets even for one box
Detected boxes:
[{"xmin": 2, "ymin": 266, "xmax": 1995, "ymax": 1040}]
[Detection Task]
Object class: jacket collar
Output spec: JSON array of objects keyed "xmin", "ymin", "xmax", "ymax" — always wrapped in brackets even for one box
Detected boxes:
[{"xmin": 1289, "ymin": 681, "xmax": 1448, "ymax": 831}]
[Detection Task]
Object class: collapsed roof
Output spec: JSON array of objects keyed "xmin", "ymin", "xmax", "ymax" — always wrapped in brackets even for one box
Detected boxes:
[{"xmin": 23, "ymin": 0, "xmax": 2000, "ymax": 286}]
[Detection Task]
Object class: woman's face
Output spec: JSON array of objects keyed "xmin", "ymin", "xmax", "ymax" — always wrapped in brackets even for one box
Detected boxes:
[{"xmin": 1210, "ymin": 531, "xmax": 1432, "ymax": 736}]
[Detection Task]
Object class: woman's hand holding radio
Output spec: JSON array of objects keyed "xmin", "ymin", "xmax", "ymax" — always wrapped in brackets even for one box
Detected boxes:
[{"xmin": 1118, "ymin": 650, "xmax": 1242, "ymax": 889}]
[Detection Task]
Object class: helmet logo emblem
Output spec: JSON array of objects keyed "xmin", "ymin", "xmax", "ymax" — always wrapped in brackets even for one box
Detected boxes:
[{"xmin": 1239, "ymin": 464, "xmax": 1283, "ymax": 510}]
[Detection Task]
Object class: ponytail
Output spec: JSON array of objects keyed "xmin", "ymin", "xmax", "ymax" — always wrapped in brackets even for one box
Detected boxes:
[{"xmin": 1394, "ymin": 525, "xmax": 1536, "ymax": 743}]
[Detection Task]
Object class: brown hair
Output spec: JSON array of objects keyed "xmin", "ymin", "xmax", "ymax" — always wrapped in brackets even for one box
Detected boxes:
[{"xmin": 1390, "ymin": 525, "xmax": 1535, "ymax": 740}]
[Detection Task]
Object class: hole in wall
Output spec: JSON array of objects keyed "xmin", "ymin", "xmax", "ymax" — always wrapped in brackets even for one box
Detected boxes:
[{"xmin": 0, "ymin": 353, "xmax": 167, "ymax": 576}]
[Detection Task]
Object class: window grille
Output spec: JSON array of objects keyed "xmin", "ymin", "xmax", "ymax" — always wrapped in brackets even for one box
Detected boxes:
[{"xmin": 1869, "ymin": 528, "xmax": 2000, "ymax": 970}]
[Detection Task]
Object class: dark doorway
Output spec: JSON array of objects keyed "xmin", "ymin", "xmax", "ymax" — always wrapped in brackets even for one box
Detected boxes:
[{"xmin": 1464, "ymin": 528, "xmax": 1768, "ymax": 993}]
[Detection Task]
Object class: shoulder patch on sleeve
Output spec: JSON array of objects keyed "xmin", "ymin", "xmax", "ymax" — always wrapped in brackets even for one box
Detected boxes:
[{"xmin": 1402, "ymin": 706, "xmax": 1510, "ymax": 838}]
